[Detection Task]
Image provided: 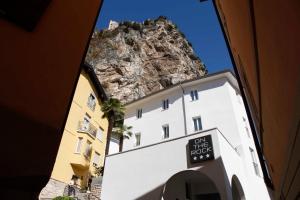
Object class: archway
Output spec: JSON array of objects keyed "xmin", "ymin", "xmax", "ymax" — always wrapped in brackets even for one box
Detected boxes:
[
  {"xmin": 162, "ymin": 170, "xmax": 221, "ymax": 200},
  {"xmin": 231, "ymin": 175, "xmax": 245, "ymax": 200}
]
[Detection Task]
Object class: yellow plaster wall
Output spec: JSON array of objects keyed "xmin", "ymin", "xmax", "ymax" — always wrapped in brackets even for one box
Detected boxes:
[{"xmin": 50, "ymin": 69, "xmax": 108, "ymax": 188}]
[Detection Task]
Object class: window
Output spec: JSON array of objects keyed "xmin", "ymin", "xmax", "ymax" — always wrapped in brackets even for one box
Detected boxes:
[
  {"xmin": 236, "ymin": 91, "xmax": 242, "ymax": 104},
  {"xmin": 82, "ymin": 114, "xmax": 91, "ymax": 131},
  {"xmin": 134, "ymin": 133, "xmax": 141, "ymax": 146},
  {"xmin": 193, "ymin": 117, "xmax": 202, "ymax": 131},
  {"xmin": 96, "ymin": 128, "xmax": 103, "ymax": 141},
  {"xmin": 84, "ymin": 141, "xmax": 92, "ymax": 159},
  {"xmin": 190, "ymin": 90, "xmax": 198, "ymax": 101},
  {"xmin": 162, "ymin": 99, "xmax": 169, "ymax": 110},
  {"xmin": 245, "ymin": 127, "xmax": 251, "ymax": 138},
  {"xmin": 75, "ymin": 137, "xmax": 83, "ymax": 153},
  {"xmin": 137, "ymin": 109, "xmax": 143, "ymax": 119},
  {"xmin": 87, "ymin": 93, "xmax": 96, "ymax": 111},
  {"xmin": 243, "ymin": 117, "xmax": 251, "ymax": 138},
  {"xmin": 93, "ymin": 152, "xmax": 101, "ymax": 166},
  {"xmin": 162, "ymin": 125, "xmax": 169, "ymax": 139},
  {"xmin": 249, "ymin": 147, "xmax": 260, "ymax": 176}
]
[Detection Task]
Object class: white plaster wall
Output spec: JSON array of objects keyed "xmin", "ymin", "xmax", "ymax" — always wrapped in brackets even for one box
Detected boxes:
[
  {"xmin": 101, "ymin": 129, "xmax": 232, "ymax": 200},
  {"xmin": 124, "ymin": 77, "xmax": 245, "ymax": 151},
  {"xmin": 108, "ymin": 139, "xmax": 119, "ymax": 155},
  {"xmin": 109, "ymin": 73, "xmax": 271, "ymax": 200},
  {"xmin": 123, "ymin": 87, "xmax": 185, "ymax": 150},
  {"xmin": 101, "ymin": 128, "xmax": 270, "ymax": 200},
  {"xmin": 225, "ymin": 82, "xmax": 269, "ymax": 199},
  {"xmin": 183, "ymin": 78, "xmax": 242, "ymax": 147}
]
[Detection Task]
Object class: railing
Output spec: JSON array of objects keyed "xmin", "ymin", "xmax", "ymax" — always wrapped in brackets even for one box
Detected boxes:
[{"xmin": 77, "ymin": 121, "xmax": 97, "ymax": 138}]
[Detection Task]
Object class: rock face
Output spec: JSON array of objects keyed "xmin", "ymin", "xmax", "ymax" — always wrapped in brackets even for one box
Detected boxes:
[{"xmin": 86, "ymin": 16, "xmax": 207, "ymax": 104}]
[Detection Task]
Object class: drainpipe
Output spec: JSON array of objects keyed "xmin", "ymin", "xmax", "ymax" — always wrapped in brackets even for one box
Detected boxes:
[{"xmin": 179, "ymin": 82, "xmax": 188, "ymax": 135}]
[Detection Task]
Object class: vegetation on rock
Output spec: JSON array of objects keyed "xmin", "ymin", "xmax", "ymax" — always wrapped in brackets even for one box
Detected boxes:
[{"xmin": 86, "ymin": 16, "xmax": 207, "ymax": 104}]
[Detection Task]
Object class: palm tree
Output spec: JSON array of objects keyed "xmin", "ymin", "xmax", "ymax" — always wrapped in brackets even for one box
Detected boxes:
[
  {"xmin": 101, "ymin": 98, "xmax": 125, "ymax": 155},
  {"xmin": 112, "ymin": 124, "xmax": 133, "ymax": 152}
]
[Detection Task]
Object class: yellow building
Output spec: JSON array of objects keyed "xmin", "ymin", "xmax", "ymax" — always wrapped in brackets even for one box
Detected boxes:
[{"xmin": 40, "ymin": 63, "xmax": 109, "ymax": 199}]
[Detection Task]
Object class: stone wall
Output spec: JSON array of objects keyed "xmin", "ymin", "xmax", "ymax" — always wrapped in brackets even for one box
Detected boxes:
[
  {"xmin": 39, "ymin": 178, "xmax": 67, "ymax": 199},
  {"xmin": 39, "ymin": 178, "xmax": 102, "ymax": 200},
  {"xmin": 90, "ymin": 184, "xmax": 101, "ymax": 200}
]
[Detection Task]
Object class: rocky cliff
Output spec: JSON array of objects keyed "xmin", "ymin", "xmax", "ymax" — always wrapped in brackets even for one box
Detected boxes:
[{"xmin": 86, "ymin": 16, "xmax": 207, "ymax": 104}]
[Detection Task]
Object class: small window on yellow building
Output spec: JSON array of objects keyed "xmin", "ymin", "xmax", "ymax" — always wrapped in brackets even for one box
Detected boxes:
[
  {"xmin": 84, "ymin": 141, "xmax": 92, "ymax": 159},
  {"xmin": 75, "ymin": 137, "xmax": 83, "ymax": 153},
  {"xmin": 87, "ymin": 93, "xmax": 96, "ymax": 111},
  {"xmin": 96, "ymin": 128, "xmax": 103, "ymax": 141},
  {"xmin": 93, "ymin": 152, "xmax": 101, "ymax": 166},
  {"xmin": 78, "ymin": 114, "xmax": 91, "ymax": 132}
]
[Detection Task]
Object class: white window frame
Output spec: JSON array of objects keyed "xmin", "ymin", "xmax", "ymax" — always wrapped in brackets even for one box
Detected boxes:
[
  {"xmin": 190, "ymin": 90, "xmax": 199, "ymax": 101},
  {"xmin": 162, "ymin": 99, "xmax": 169, "ymax": 110},
  {"xmin": 84, "ymin": 140, "xmax": 92, "ymax": 159},
  {"xmin": 136, "ymin": 109, "xmax": 143, "ymax": 119},
  {"xmin": 96, "ymin": 127, "xmax": 103, "ymax": 141},
  {"xmin": 134, "ymin": 133, "xmax": 141, "ymax": 147},
  {"xmin": 162, "ymin": 124, "xmax": 170, "ymax": 139},
  {"xmin": 75, "ymin": 137, "xmax": 83, "ymax": 154},
  {"xmin": 82, "ymin": 114, "xmax": 91, "ymax": 131},
  {"xmin": 87, "ymin": 93, "xmax": 96, "ymax": 111},
  {"xmin": 193, "ymin": 116, "xmax": 202, "ymax": 132},
  {"xmin": 249, "ymin": 147, "xmax": 260, "ymax": 176},
  {"xmin": 243, "ymin": 117, "xmax": 251, "ymax": 138},
  {"xmin": 93, "ymin": 152, "xmax": 101, "ymax": 166},
  {"xmin": 236, "ymin": 91, "xmax": 242, "ymax": 104}
]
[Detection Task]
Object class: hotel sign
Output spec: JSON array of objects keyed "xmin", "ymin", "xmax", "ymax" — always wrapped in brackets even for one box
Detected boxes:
[{"xmin": 188, "ymin": 135, "xmax": 214, "ymax": 163}]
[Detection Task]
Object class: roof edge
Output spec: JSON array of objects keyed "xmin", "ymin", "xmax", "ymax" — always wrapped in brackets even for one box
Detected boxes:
[
  {"xmin": 82, "ymin": 62, "xmax": 108, "ymax": 102},
  {"xmin": 125, "ymin": 69, "xmax": 236, "ymax": 106}
]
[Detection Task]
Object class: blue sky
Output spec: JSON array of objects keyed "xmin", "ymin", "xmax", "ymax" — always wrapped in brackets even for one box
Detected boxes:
[{"xmin": 96, "ymin": 0, "xmax": 232, "ymax": 73}]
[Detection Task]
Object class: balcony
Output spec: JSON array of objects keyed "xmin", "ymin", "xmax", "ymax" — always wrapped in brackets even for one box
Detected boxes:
[
  {"xmin": 71, "ymin": 153, "xmax": 90, "ymax": 168},
  {"xmin": 77, "ymin": 121, "xmax": 97, "ymax": 138}
]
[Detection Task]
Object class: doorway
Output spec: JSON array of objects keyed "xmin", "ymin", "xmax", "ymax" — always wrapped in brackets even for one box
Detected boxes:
[{"xmin": 163, "ymin": 170, "xmax": 221, "ymax": 200}]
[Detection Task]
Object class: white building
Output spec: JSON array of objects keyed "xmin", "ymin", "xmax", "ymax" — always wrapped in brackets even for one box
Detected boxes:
[
  {"xmin": 108, "ymin": 20, "xmax": 119, "ymax": 30},
  {"xmin": 102, "ymin": 71, "xmax": 271, "ymax": 200}
]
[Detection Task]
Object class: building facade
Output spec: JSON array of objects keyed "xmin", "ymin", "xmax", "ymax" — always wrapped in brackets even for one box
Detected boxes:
[
  {"xmin": 102, "ymin": 71, "xmax": 271, "ymax": 199},
  {"xmin": 40, "ymin": 64, "xmax": 109, "ymax": 199}
]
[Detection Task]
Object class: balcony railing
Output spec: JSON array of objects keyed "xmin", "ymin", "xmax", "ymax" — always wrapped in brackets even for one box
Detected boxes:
[{"xmin": 77, "ymin": 121, "xmax": 97, "ymax": 138}]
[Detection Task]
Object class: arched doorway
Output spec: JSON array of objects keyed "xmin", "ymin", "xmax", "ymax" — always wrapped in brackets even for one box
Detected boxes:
[
  {"xmin": 231, "ymin": 175, "xmax": 245, "ymax": 200},
  {"xmin": 162, "ymin": 170, "xmax": 221, "ymax": 200}
]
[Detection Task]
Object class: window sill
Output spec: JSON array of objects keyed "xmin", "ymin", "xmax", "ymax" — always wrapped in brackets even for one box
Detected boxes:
[{"xmin": 77, "ymin": 130, "xmax": 96, "ymax": 139}]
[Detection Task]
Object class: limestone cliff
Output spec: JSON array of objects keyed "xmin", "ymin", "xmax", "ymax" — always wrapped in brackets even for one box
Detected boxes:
[{"xmin": 86, "ymin": 16, "xmax": 207, "ymax": 104}]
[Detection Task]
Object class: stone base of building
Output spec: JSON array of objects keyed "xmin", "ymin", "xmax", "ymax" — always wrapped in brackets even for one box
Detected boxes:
[
  {"xmin": 39, "ymin": 178, "xmax": 102, "ymax": 200},
  {"xmin": 39, "ymin": 178, "xmax": 67, "ymax": 199},
  {"xmin": 90, "ymin": 184, "xmax": 102, "ymax": 200}
]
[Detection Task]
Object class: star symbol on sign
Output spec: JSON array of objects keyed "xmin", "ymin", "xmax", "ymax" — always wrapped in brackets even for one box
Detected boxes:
[
  {"xmin": 206, "ymin": 154, "xmax": 210, "ymax": 158},
  {"xmin": 193, "ymin": 156, "xmax": 197, "ymax": 160},
  {"xmin": 200, "ymin": 155, "xmax": 203, "ymax": 159}
]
